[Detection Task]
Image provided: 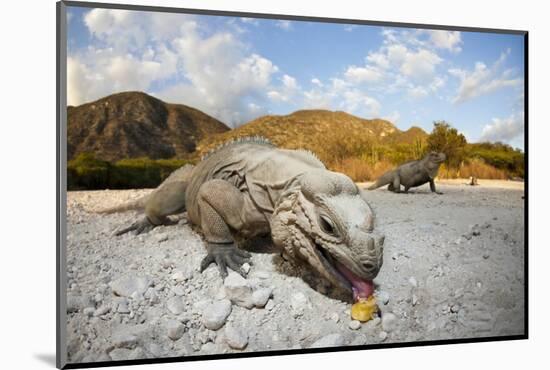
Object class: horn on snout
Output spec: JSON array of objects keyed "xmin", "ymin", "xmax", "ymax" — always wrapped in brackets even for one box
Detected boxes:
[{"xmin": 362, "ymin": 214, "xmax": 374, "ymax": 232}]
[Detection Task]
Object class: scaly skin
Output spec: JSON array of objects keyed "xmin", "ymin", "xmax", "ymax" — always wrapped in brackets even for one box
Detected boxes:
[
  {"xmin": 368, "ymin": 152, "xmax": 447, "ymax": 194},
  {"xmin": 109, "ymin": 138, "xmax": 385, "ymax": 296}
]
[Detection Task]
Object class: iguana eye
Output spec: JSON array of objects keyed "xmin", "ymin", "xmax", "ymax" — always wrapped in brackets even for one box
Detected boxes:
[{"xmin": 319, "ymin": 215, "xmax": 337, "ymax": 236}]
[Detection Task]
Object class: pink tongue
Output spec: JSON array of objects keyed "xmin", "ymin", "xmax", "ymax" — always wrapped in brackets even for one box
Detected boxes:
[{"xmin": 335, "ymin": 261, "xmax": 374, "ymax": 301}]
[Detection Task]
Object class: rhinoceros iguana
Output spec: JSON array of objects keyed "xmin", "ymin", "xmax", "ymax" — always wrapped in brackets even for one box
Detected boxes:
[
  {"xmin": 101, "ymin": 137, "xmax": 385, "ymax": 300},
  {"xmin": 368, "ymin": 151, "xmax": 446, "ymax": 194}
]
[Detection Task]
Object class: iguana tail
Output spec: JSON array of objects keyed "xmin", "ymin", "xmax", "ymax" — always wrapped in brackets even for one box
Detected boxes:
[
  {"xmin": 368, "ymin": 171, "xmax": 394, "ymax": 190},
  {"xmin": 95, "ymin": 164, "xmax": 195, "ymax": 214},
  {"xmin": 96, "ymin": 194, "xmax": 150, "ymax": 214}
]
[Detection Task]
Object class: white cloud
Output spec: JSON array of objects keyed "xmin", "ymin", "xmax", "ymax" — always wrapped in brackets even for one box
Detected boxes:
[
  {"xmin": 161, "ymin": 32, "xmax": 279, "ymax": 124},
  {"xmin": 381, "ymin": 28, "xmax": 463, "ymax": 54},
  {"xmin": 366, "ymin": 52, "xmax": 390, "ymax": 69},
  {"xmin": 84, "ymin": 9, "xmax": 147, "ymax": 51},
  {"xmin": 67, "ymin": 44, "xmax": 178, "ymax": 106},
  {"xmin": 67, "ymin": 57, "xmax": 92, "ymax": 106},
  {"xmin": 240, "ymin": 17, "xmax": 259, "ymax": 26},
  {"xmin": 293, "ymin": 29, "xmax": 449, "ymax": 117},
  {"xmin": 311, "ymin": 78, "xmax": 323, "ymax": 87},
  {"xmin": 343, "ymin": 29, "xmax": 444, "ymax": 99},
  {"xmin": 382, "ymin": 111, "xmax": 400, "ymax": 123},
  {"xmin": 429, "ymin": 76, "xmax": 446, "ymax": 91},
  {"xmin": 267, "ymin": 91, "xmax": 284, "ymax": 101},
  {"xmin": 427, "ymin": 30, "xmax": 462, "ymax": 53},
  {"xmin": 399, "ymin": 49, "xmax": 442, "ymax": 82},
  {"xmin": 276, "ymin": 20, "xmax": 292, "ymax": 30},
  {"xmin": 267, "ymin": 74, "xmax": 300, "ymax": 102},
  {"xmin": 479, "ymin": 112, "xmax": 524, "ymax": 143},
  {"xmin": 381, "ymin": 29, "xmax": 399, "ymax": 44},
  {"xmin": 450, "ymin": 49, "xmax": 523, "ymax": 104},
  {"xmin": 282, "ymin": 74, "xmax": 298, "ymax": 90},
  {"xmin": 68, "ymin": 9, "xmax": 286, "ymax": 126},
  {"xmin": 344, "ymin": 65, "xmax": 384, "ymax": 83},
  {"xmin": 386, "ymin": 44, "xmax": 408, "ymax": 65},
  {"xmin": 344, "ymin": 25, "xmax": 357, "ymax": 32},
  {"xmin": 408, "ymin": 86, "xmax": 429, "ymax": 99},
  {"xmin": 340, "ymin": 90, "xmax": 381, "ymax": 116},
  {"xmin": 300, "ymin": 79, "xmax": 382, "ymax": 118},
  {"xmin": 303, "ymin": 88, "xmax": 332, "ymax": 109}
]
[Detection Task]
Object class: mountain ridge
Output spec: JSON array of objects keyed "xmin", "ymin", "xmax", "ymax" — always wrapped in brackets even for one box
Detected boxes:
[
  {"xmin": 196, "ymin": 109, "xmax": 428, "ymax": 164},
  {"xmin": 67, "ymin": 91, "xmax": 428, "ymax": 163},
  {"xmin": 67, "ymin": 91, "xmax": 230, "ymax": 162}
]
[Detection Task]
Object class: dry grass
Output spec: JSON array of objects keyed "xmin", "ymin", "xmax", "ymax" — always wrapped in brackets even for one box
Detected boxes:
[
  {"xmin": 438, "ymin": 159, "xmax": 507, "ymax": 179},
  {"xmin": 331, "ymin": 157, "xmax": 394, "ymax": 182},
  {"xmin": 332, "ymin": 157, "xmax": 507, "ymax": 182}
]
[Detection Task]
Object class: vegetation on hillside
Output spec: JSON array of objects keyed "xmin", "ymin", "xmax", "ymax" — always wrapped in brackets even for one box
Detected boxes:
[
  {"xmin": 66, "ymin": 101, "xmax": 524, "ymax": 189},
  {"xmin": 332, "ymin": 121, "xmax": 523, "ymax": 182},
  {"xmin": 68, "ymin": 153, "xmax": 190, "ymax": 190}
]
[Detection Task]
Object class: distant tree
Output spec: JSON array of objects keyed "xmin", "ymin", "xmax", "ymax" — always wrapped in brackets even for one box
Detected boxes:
[{"xmin": 426, "ymin": 121, "xmax": 467, "ymax": 168}]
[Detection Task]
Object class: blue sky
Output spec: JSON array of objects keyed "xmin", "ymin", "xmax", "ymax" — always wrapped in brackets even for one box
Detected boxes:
[{"xmin": 66, "ymin": 6, "xmax": 525, "ymax": 149}]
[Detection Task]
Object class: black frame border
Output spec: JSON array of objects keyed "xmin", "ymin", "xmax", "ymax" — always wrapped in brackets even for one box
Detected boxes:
[{"xmin": 56, "ymin": 1, "xmax": 529, "ymax": 369}]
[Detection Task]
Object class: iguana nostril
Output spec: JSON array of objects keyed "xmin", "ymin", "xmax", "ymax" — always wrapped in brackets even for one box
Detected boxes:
[
  {"xmin": 363, "ymin": 262, "xmax": 375, "ymax": 271},
  {"xmin": 378, "ymin": 235, "xmax": 385, "ymax": 247}
]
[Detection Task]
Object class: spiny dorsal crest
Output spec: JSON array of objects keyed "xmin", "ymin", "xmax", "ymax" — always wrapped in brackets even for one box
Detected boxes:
[
  {"xmin": 201, "ymin": 136, "xmax": 274, "ymax": 160},
  {"xmin": 294, "ymin": 149, "xmax": 325, "ymax": 168}
]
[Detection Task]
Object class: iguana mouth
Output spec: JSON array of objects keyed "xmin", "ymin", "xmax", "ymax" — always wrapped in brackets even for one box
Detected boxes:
[{"xmin": 313, "ymin": 241, "xmax": 374, "ymax": 301}]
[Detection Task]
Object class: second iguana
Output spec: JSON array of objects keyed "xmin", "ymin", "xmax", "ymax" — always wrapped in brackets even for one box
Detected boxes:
[{"xmin": 368, "ymin": 151, "xmax": 446, "ymax": 194}]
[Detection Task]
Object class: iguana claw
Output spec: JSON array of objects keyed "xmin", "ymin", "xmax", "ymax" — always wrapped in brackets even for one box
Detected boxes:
[
  {"xmin": 114, "ymin": 217, "xmax": 155, "ymax": 236},
  {"xmin": 200, "ymin": 243, "xmax": 251, "ymax": 278}
]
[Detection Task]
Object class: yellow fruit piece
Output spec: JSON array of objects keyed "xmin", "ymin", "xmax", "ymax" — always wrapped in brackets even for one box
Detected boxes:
[{"xmin": 350, "ymin": 296, "xmax": 378, "ymax": 322}]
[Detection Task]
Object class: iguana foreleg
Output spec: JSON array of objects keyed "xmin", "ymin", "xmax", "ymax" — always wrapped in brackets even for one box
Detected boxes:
[
  {"xmin": 429, "ymin": 179, "xmax": 443, "ymax": 195},
  {"xmin": 196, "ymin": 179, "xmax": 251, "ymax": 278},
  {"xmin": 387, "ymin": 173, "xmax": 401, "ymax": 193}
]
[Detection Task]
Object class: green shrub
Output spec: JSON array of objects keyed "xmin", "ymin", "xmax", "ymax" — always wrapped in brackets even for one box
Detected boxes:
[
  {"xmin": 67, "ymin": 153, "xmax": 191, "ymax": 190},
  {"xmin": 67, "ymin": 153, "xmax": 111, "ymax": 189},
  {"xmin": 466, "ymin": 142, "xmax": 524, "ymax": 178}
]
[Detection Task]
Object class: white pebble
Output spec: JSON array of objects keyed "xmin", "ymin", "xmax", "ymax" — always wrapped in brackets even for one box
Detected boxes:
[
  {"xmin": 171, "ymin": 271, "xmax": 187, "ymax": 283},
  {"xmin": 166, "ymin": 296, "xmax": 185, "ymax": 315},
  {"xmin": 166, "ymin": 320, "xmax": 185, "ymax": 341},
  {"xmin": 348, "ymin": 320, "xmax": 361, "ymax": 330},
  {"xmin": 310, "ymin": 333, "xmax": 345, "ymax": 348},
  {"xmin": 376, "ymin": 291, "xmax": 390, "ymax": 305},
  {"xmin": 202, "ymin": 299, "xmax": 232, "ymax": 330},
  {"xmin": 224, "ymin": 324, "xmax": 248, "ymax": 350},
  {"xmin": 252, "ymin": 288, "xmax": 273, "ymax": 308},
  {"xmin": 381, "ymin": 312, "xmax": 398, "ymax": 332}
]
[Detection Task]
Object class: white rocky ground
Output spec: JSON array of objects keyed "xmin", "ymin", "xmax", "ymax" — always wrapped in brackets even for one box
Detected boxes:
[{"xmin": 65, "ymin": 180, "xmax": 525, "ymax": 364}]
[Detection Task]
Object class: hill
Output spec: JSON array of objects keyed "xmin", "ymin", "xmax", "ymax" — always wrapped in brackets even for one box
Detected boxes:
[
  {"xmin": 196, "ymin": 109, "xmax": 427, "ymax": 164},
  {"xmin": 66, "ymin": 92, "xmax": 522, "ymax": 189},
  {"xmin": 67, "ymin": 91, "xmax": 229, "ymax": 161},
  {"xmin": 382, "ymin": 126, "xmax": 428, "ymax": 145}
]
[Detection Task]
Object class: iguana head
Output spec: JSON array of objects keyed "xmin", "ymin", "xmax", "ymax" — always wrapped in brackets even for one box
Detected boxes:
[
  {"xmin": 424, "ymin": 151, "xmax": 446, "ymax": 178},
  {"xmin": 425, "ymin": 151, "xmax": 446, "ymax": 165},
  {"xmin": 271, "ymin": 170, "xmax": 384, "ymax": 300}
]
